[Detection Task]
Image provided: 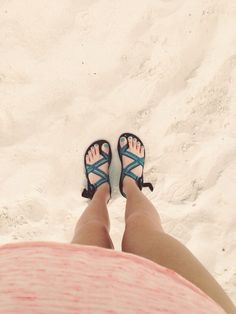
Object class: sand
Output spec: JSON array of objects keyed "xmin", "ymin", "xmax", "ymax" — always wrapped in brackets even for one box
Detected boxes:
[{"xmin": 0, "ymin": 0, "xmax": 235, "ymax": 304}]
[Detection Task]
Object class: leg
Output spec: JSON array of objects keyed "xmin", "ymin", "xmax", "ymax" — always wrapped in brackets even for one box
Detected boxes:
[
  {"xmin": 72, "ymin": 141, "xmax": 114, "ymax": 249},
  {"xmin": 71, "ymin": 183, "xmax": 114, "ymax": 249},
  {"xmin": 121, "ymin": 178, "xmax": 235, "ymax": 314}
]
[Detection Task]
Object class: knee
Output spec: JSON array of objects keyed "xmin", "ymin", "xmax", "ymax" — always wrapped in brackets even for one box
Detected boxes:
[
  {"xmin": 75, "ymin": 220, "xmax": 109, "ymax": 236},
  {"xmin": 125, "ymin": 213, "xmax": 156, "ymax": 232},
  {"xmin": 122, "ymin": 214, "xmax": 154, "ymax": 252},
  {"xmin": 73, "ymin": 220, "xmax": 113, "ymax": 249},
  {"xmin": 122, "ymin": 213, "xmax": 164, "ymax": 253}
]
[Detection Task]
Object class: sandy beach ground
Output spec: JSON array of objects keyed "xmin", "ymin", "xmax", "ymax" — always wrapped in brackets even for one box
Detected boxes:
[{"xmin": 0, "ymin": 0, "xmax": 235, "ymax": 303}]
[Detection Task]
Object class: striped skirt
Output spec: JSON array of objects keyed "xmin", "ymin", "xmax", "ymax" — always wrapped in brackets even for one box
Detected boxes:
[{"xmin": 0, "ymin": 242, "xmax": 226, "ymax": 313}]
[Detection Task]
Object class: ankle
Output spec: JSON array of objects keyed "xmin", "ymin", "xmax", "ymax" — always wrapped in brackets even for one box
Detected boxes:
[
  {"xmin": 94, "ymin": 183, "xmax": 110, "ymax": 201},
  {"xmin": 123, "ymin": 177, "xmax": 139, "ymax": 195}
]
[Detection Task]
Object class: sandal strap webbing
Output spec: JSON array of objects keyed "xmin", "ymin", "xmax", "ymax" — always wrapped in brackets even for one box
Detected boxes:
[
  {"xmin": 86, "ymin": 152, "xmax": 108, "ymax": 173},
  {"xmin": 82, "ymin": 177, "xmax": 109, "ymax": 199},
  {"xmin": 120, "ymin": 143, "xmax": 153, "ymax": 192},
  {"xmin": 83, "ymin": 151, "xmax": 110, "ymax": 199}
]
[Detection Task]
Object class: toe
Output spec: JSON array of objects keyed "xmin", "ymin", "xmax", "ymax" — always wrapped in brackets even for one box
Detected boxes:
[
  {"xmin": 88, "ymin": 150, "xmax": 93, "ymax": 160},
  {"xmin": 136, "ymin": 141, "xmax": 141, "ymax": 152},
  {"xmin": 93, "ymin": 145, "xmax": 100, "ymax": 160},
  {"xmin": 132, "ymin": 137, "xmax": 137, "ymax": 149},
  {"xmin": 141, "ymin": 146, "xmax": 145, "ymax": 157},
  {"xmin": 102, "ymin": 142, "xmax": 110, "ymax": 154},
  {"xmin": 91, "ymin": 146, "xmax": 95, "ymax": 157},
  {"xmin": 86, "ymin": 154, "xmax": 90, "ymax": 164},
  {"xmin": 120, "ymin": 136, "xmax": 127, "ymax": 148},
  {"xmin": 128, "ymin": 136, "xmax": 133, "ymax": 148},
  {"xmin": 94, "ymin": 144, "xmax": 99, "ymax": 154}
]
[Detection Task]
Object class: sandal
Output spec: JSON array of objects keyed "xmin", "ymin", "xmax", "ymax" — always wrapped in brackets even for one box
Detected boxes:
[
  {"xmin": 82, "ymin": 140, "xmax": 112, "ymax": 201},
  {"xmin": 117, "ymin": 132, "xmax": 154, "ymax": 198}
]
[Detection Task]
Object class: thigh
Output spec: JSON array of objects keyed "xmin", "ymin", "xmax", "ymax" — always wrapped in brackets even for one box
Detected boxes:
[
  {"xmin": 121, "ymin": 215, "xmax": 235, "ymax": 314},
  {"xmin": 72, "ymin": 220, "xmax": 114, "ymax": 249}
]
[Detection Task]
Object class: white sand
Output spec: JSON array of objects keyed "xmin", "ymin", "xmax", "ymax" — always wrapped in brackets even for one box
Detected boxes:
[{"xmin": 0, "ymin": 0, "xmax": 235, "ymax": 303}]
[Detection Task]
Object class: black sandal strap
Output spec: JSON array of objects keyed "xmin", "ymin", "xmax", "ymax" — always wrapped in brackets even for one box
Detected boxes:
[
  {"xmin": 82, "ymin": 186, "xmax": 96, "ymax": 199},
  {"xmin": 142, "ymin": 182, "xmax": 154, "ymax": 191},
  {"xmin": 136, "ymin": 177, "xmax": 154, "ymax": 192}
]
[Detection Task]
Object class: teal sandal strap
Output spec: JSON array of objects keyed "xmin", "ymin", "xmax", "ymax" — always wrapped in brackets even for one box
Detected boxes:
[
  {"xmin": 120, "ymin": 142, "xmax": 153, "ymax": 192},
  {"xmin": 86, "ymin": 165, "xmax": 108, "ymax": 180},
  {"xmin": 84, "ymin": 151, "xmax": 110, "ymax": 196},
  {"xmin": 121, "ymin": 150, "xmax": 145, "ymax": 167},
  {"xmin": 93, "ymin": 176, "xmax": 108, "ymax": 189},
  {"xmin": 86, "ymin": 152, "xmax": 108, "ymax": 173},
  {"xmin": 123, "ymin": 169, "xmax": 139, "ymax": 181},
  {"xmin": 124, "ymin": 158, "xmax": 144, "ymax": 174}
]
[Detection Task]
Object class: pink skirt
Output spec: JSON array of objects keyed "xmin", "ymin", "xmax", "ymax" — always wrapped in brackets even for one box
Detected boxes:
[{"xmin": 0, "ymin": 242, "xmax": 225, "ymax": 314}]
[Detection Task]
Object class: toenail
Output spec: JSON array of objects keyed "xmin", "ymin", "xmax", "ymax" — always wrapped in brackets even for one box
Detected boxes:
[
  {"xmin": 95, "ymin": 144, "xmax": 98, "ymax": 147},
  {"xmin": 133, "ymin": 138, "xmax": 137, "ymax": 141},
  {"xmin": 128, "ymin": 137, "xmax": 132, "ymax": 140},
  {"xmin": 104, "ymin": 143, "xmax": 109, "ymax": 148},
  {"xmin": 120, "ymin": 137, "xmax": 126, "ymax": 142}
]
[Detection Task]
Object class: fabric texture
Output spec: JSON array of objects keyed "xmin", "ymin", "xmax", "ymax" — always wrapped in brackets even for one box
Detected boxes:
[{"xmin": 0, "ymin": 241, "xmax": 226, "ymax": 314}]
